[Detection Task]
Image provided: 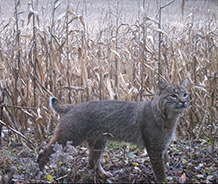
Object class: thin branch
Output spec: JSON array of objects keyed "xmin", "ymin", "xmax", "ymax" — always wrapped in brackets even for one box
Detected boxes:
[
  {"xmin": 32, "ymin": 75, "xmax": 54, "ymax": 96},
  {"xmin": 0, "ymin": 120, "xmax": 35, "ymax": 149},
  {"xmin": 0, "ymin": 104, "xmax": 37, "ymax": 110},
  {"xmin": 56, "ymin": 86, "xmax": 86, "ymax": 91},
  {"xmin": 160, "ymin": 0, "xmax": 175, "ymax": 9}
]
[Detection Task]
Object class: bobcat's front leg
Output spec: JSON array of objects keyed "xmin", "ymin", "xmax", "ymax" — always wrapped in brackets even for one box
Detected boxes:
[
  {"xmin": 148, "ymin": 150, "xmax": 166, "ymax": 183},
  {"xmin": 163, "ymin": 151, "xmax": 169, "ymax": 164}
]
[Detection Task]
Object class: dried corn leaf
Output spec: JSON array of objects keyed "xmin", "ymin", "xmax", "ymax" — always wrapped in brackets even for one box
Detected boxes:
[{"xmin": 106, "ymin": 78, "xmax": 115, "ymax": 100}]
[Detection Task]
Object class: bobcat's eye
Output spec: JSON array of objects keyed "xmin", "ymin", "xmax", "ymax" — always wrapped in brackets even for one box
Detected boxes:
[
  {"xmin": 170, "ymin": 94, "xmax": 178, "ymax": 99},
  {"xmin": 183, "ymin": 93, "xmax": 188, "ymax": 97}
]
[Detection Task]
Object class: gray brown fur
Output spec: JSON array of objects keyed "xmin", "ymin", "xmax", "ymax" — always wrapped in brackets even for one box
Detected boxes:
[{"xmin": 37, "ymin": 80, "xmax": 189, "ymax": 182}]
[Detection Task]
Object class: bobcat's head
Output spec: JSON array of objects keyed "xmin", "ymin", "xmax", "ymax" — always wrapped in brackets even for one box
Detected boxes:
[{"xmin": 157, "ymin": 80, "xmax": 190, "ymax": 119}]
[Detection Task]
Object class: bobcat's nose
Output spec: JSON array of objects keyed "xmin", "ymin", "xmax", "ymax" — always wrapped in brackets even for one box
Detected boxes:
[{"xmin": 179, "ymin": 98, "xmax": 188, "ymax": 108}]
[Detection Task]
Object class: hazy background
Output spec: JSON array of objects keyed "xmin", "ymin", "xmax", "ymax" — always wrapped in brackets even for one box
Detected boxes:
[{"xmin": 1, "ymin": 0, "xmax": 217, "ymax": 35}]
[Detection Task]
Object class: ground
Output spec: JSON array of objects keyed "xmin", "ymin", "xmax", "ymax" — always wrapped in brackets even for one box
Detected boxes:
[{"xmin": 0, "ymin": 136, "xmax": 217, "ymax": 183}]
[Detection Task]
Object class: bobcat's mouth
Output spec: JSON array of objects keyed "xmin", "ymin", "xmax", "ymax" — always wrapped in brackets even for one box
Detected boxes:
[{"xmin": 174, "ymin": 102, "xmax": 188, "ymax": 109}]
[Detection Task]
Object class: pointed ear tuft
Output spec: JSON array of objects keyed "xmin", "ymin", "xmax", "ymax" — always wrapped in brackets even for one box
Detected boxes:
[
  {"xmin": 157, "ymin": 80, "xmax": 168, "ymax": 95},
  {"xmin": 180, "ymin": 78, "xmax": 189, "ymax": 88}
]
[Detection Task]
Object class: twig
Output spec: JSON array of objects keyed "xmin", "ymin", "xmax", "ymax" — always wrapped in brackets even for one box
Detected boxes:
[
  {"xmin": 0, "ymin": 88, "xmax": 5, "ymax": 145},
  {"xmin": 160, "ymin": 0, "xmax": 175, "ymax": 10},
  {"xmin": 0, "ymin": 120, "xmax": 35, "ymax": 149},
  {"xmin": 30, "ymin": 0, "xmax": 38, "ymax": 107},
  {"xmin": 142, "ymin": 63, "xmax": 167, "ymax": 82},
  {"xmin": 14, "ymin": 0, "xmax": 21, "ymax": 108},
  {"xmin": 0, "ymin": 104, "xmax": 37, "ymax": 110},
  {"xmin": 158, "ymin": 0, "xmax": 176, "ymax": 78},
  {"xmin": 56, "ymin": 86, "xmax": 85, "ymax": 92},
  {"xmin": 32, "ymin": 75, "xmax": 54, "ymax": 96},
  {"xmin": 66, "ymin": 4, "xmax": 71, "ymax": 103},
  {"xmin": 55, "ymin": 174, "xmax": 68, "ymax": 182}
]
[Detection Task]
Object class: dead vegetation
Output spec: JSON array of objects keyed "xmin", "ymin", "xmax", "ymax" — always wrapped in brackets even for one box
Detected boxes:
[{"xmin": 0, "ymin": 0, "xmax": 217, "ymax": 183}]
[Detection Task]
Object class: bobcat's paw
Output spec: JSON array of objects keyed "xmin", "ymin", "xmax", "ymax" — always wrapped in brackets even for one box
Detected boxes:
[{"xmin": 98, "ymin": 164, "xmax": 113, "ymax": 177}]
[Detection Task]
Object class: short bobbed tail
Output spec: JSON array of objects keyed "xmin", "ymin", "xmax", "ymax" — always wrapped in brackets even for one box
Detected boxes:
[{"xmin": 49, "ymin": 96, "xmax": 73, "ymax": 114}]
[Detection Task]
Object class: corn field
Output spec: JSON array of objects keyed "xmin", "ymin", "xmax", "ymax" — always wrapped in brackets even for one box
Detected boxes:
[{"xmin": 0, "ymin": 0, "xmax": 217, "ymax": 182}]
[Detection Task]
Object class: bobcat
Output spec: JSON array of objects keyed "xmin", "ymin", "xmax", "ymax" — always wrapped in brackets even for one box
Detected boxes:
[{"xmin": 37, "ymin": 80, "xmax": 189, "ymax": 182}]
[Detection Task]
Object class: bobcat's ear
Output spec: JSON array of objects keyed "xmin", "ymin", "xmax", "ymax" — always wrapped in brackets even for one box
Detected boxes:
[
  {"xmin": 180, "ymin": 78, "xmax": 189, "ymax": 88},
  {"xmin": 157, "ymin": 80, "xmax": 168, "ymax": 95}
]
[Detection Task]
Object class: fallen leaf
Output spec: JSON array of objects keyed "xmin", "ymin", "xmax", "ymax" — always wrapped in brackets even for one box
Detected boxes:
[
  {"xmin": 206, "ymin": 175, "xmax": 213, "ymax": 182},
  {"xmin": 128, "ymin": 152, "xmax": 136, "ymax": 159},
  {"xmin": 196, "ymin": 174, "xmax": 204, "ymax": 179},
  {"xmin": 47, "ymin": 174, "xmax": 54, "ymax": 182},
  {"xmin": 195, "ymin": 163, "xmax": 204, "ymax": 170},
  {"xmin": 179, "ymin": 173, "xmax": 186, "ymax": 183},
  {"xmin": 182, "ymin": 158, "xmax": 188, "ymax": 164}
]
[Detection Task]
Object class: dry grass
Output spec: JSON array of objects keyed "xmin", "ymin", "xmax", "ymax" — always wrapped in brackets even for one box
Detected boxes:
[{"xmin": 0, "ymin": 0, "xmax": 217, "ymax": 160}]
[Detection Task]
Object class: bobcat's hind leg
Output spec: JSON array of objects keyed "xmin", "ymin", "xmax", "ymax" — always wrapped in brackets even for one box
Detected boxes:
[
  {"xmin": 37, "ymin": 135, "xmax": 58, "ymax": 171},
  {"xmin": 88, "ymin": 139, "xmax": 112, "ymax": 177},
  {"xmin": 37, "ymin": 123, "xmax": 82, "ymax": 171}
]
